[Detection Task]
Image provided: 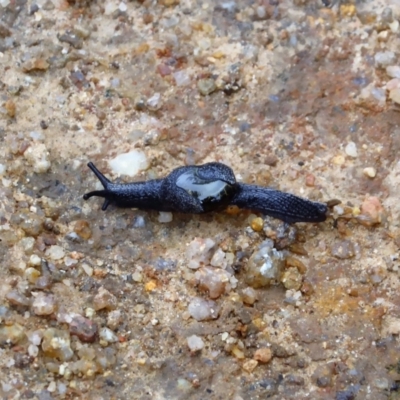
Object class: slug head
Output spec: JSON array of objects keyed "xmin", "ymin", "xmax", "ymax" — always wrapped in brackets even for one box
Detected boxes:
[{"xmin": 83, "ymin": 162, "xmax": 112, "ymax": 210}]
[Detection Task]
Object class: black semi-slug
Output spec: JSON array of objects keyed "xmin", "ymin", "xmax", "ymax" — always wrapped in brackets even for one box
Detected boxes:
[{"xmin": 83, "ymin": 161, "xmax": 328, "ymax": 224}]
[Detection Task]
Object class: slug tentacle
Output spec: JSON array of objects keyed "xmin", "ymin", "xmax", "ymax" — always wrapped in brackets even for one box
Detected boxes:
[
  {"xmin": 230, "ymin": 183, "xmax": 327, "ymax": 224},
  {"xmin": 83, "ymin": 161, "xmax": 329, "ymax": 224}
]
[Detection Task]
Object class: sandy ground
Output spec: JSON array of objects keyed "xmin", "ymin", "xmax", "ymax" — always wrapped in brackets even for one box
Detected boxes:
[{"xmin": 1, "ymin": 0, "xmax": 400, "ymax": 399}]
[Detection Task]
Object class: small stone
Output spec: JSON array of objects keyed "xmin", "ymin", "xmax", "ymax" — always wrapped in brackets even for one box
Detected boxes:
[
  {"xmin": 18, "ymin": 211, "xmax": 43, "ymax": 237},
  {"xmin": 188, "ymin": 297, "xmax": 219, "ymax": 321},
  {"xmin": 93, "ymin": 287, "xmax": 118, "ymax": 311},
  {"xmin": 81, "ymin": 263, "xmax": 93, "ymax": 276},
  {"xmin": 6, "ymin": 290, "xmax": 31, "ymax": 307},
  {"xmin": 158, "ymin": 212, "xmax": 173, "ymax": 223},
  {"xmin": 242, "ymin": 359, "xmax": 258, "ymax": 373},
  {"xmin": 358, "ymin": 196, "xmax": 383, "ymax": 226},
  {"xmin": 186, "ymin": 238, "xmax": 216, "ymax": 269},
  {"xmin": 245, "ymin": 239, "xmax": 285, "ymax": 288},
  {"xmin": 305, "ymin": 174, "xmax": 315, "ymax": 187},
  {"xmin": 331, "ymin": 155, "xmax": 345, "ymax": 165},
  {"xmin": 24, "ymin": 143, "xmax": 51, "ymax": 173},
  {"xmin": 99, "ymin": 327, "xmax": 118, "ymax": 343},
  {"xmin": 32, "ymin": 292, "xmax": 57, "ymax": 315},
  {"xmin": 250, "ymin": 217, "xmax": 264, "ymax": 232},
  {"xmin": 386, "ymin": 65, "xmax": 400, "ymax": 79},
  {"xmin": 345, "ymin": 142, "xmax": 358, "ymax": 158},
  {"xmin": 210, "ymin": 248, "xmax": 227, "ymax": 268},
  {"xmin": 22, "ymin": 58, "xmax": 50, "ymax": 72},
  {"xmin": 73, "ymin": 220, "xmax": 92, "ymax": 240},
  {"xmin": 331, "ymin": 240, "xmax": 355, "ymax": 259},
  {"xmin": 42, "ymin": 328, "xmax": 73, "ymax": 361},
  {"xmin": 0, "ymin": 323, "xmax": 25, "ymax": 345},
  {"xmin": 357, "ymin": 10, "xmax": 377, "ymax": 25},
  {"xmin": 69, "ymin": 315, "xmax": 98, "ymax": 343},
  {"xmin": 195, "ymin": 266, "xmax": 231, "ymax": 299},
  {"xmin": 197, "ymin": 78, "xmax": 216, "ymax": 96},
  {"xmin": 145, "ymin": 280, "xmax": 157, "ymax": 291},
  {"xmin": 281, "ymin": 267, "xmax": 302, "ymax": 290},
  {"xmin": 107, "ymin": 310, "xmax": 123, "ymax": 330},
  {"xmin": 187, "ymin": 335, "xmax": 204, "ymax": 352},
  {"xmin": 28, "ymin": 344, "xmax": 39, "ymax": 357},
  {"xmin": 25, "ymin": 267, "xmax": 41, "ymax": 283},
  {"xmin": 20, "ymin": 236, "xmax": 35, "ymax": 254},
  {"xmin": 241, "ymin": 287, "xmax": 258, "ymax": 305},
  {"xmin": 4, "ymin": 99, "xmax": 16, "ymax": 118},
  {"xmin": 173, "ymin": 70, "xmax": 190, "ymax": 86},
  {"xmin": 232, "ymin": 346, "xmax": 245, "ymax": 359},
  {"xmin": 363, "ymin": 167, "xmax": 376, "ymax": 178},
  {"xmin": 29, "ymin": 254, "xmax": 42, "ymax": 266},
  {"xmin": 254, "ymin": 348, "xmax": 272, "ymax": 363},
  {"xmin": 389, "ymin": 88, "xmax": 400, "ymax": 104},
  {"xmin": 45, "ymin": 245, "xmax": 65, "ymax": 261},
  {"xmin": 375, "ymin": 51, "xmax": 396, "ymax": 67},
  {"xmin": 131, "ymin": 271, "xmax": 143, "ymax": 282},
  {"xmin": 312, "ymin": 364, "xmax": 334, "ymax": 388},
  {"xmin": 109, "ymin": 150, "xmax": 149, "ymax": 177}
]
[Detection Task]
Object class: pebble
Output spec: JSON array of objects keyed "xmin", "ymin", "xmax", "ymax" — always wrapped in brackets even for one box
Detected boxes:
[
  {"xmin": 254, "ymin": 348, "xmax": 272, "ymax": 363},
  {"xmin": 73, "ymin": 220, "xmax": 92, "ymax": 239},
  {"xmin": 358, "ymin": 196, "xmax": 383, "ymax": 226},
  {"xmin": 18, "ymin": 211, "xmax": 43, "ymax": 237},
  {"xmin": 6, "ymin": 290, "xmax": 31, "ymax": 307},
  {"xmin": 188, "ymin": 297, "xmax": 219, "ymax": 321},
  {"xmin": 24, "ymin": 143, "xmax": 51, "ymax": 173},
  {"xmin": 25, "ymin": 267, "xmax": 41, "ymax": 283},
  {"xmin": 158, "ymin": 212, "xmax": 173, "ymax": 223},
  {"xmin": 187, "ymin": 335, "xmax": 204, "ymax": 352},
  {"xmin": 0, "ymin": 323, "xmax": 25, "ymax": 345},
  {"xmin": 363, "ymin": 167, "xmax": 376, "ymax": 178},
  {"xmin": 197, "ymin": 78, "xmax": 216, "ymax": 96},
  {"xmin": 331, "ymin": 240, "xmax": 355, "ymax": 259},
  {"xmin": 29, "ymin": 254, "xmax": 42, "ymax": 266},
  {"xmin": 245, "ymin": 239, "xmax": 285, "ymax": 288},
  {"xmin": 32, "ymin": 293, "xmax": 57, "ymax": 315},
  {"xmin": 389, "ymin": 87, "xmax": 400, "ymax": 104},
  {"xmin": 386, "ymin": 65, "xmax": 400, "ymax": 79},
  {"xmin": 42, "ymin": 328, "xmax": 73, "ymax": 361},
  {"xmin": 242, "ymin": 359, "xmax": 258, "ymax": 373},
  {"xmin": 20, "ymin": 236, "xmax": 35, "ymax": 254},
  {"xmin": 345, "ymin": 142, "xmax": 358, "ymax": 158},
  {"xmin": 186, "ymin": 238, "xmax": 216, "ymax": 269},
  {"xmin": 45, "ymin": 245, "xmax": 65, "ymax": 261},
  {"xmin": 109, "ymin": 150, "xmax": 149, "ymax": 177},
  {"xmin": 93, "ymin": 287, "xmax": 118, "ymax": 311},
  {"xmin": 281, "ymin": 267, "xmax": 303, "ymax": 291},
  {"xmin": 374, "ymin": 51, "xmax": 396, "ymax": 67},
  {"xmin": 69, "ymin": 315, "xmax": 98, "ymax": 343},
  {"xmin": 107, "ymin": 310, "xmax": 123, "ymax": 330},
  {"xmin": 210, "ymin": 248, "xmax": 227, "ymax": 268},
  {"xmin": 250, "ymin": 217, "xmax": 264, "ymax": 232},
  {"xmin": 173, "ymin": 70, "xmax": 191, "ymax": 86},
  {"xmin": 99, "ymin": 327, "xmax": 119, "ymax": 343},
  {"xmin": 195, "ymin": 266, "xmax": 231, "ymax": 299},
  {"xmin": 241, "ymin": 287, "xmax": 258, "ymax": 305}
]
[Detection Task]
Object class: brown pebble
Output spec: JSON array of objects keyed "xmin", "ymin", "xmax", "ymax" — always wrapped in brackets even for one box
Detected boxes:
[
  {"xmin": 74, "ymin": 220, "xmax": 92, "ymax": 240},
  {"xmin": 305, "ymin": 174, "xmax": 315, "ymax": 187},
  {"xmin": 69, "ymin": 315, "xmax": 98, "ymax": 343},
  {"xmin": 285, "ymin": 256, "xmax": 307, "ymax": 274},
  {"xmin": 358, "ymin": 196, "xmax": 383, "ymax": 226},
  {"xmin": 22, "ymin": 58, "xmax": 49, "ymax": 72},
  {"xmin": 93, "ymin": 287, "xmax": 118, "ymax": 311},
  {"xmin": 5, "ymin": 99, "xmax": 16, "ymax": 118},
  {"xmin": 254, "ymin": 348, "xmax": 272, "ymax": 363}
]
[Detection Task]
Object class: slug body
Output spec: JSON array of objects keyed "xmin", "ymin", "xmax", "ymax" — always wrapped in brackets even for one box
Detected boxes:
[{"xmin": 83, "ymin": 161, "xmax": 327, "ymax": 223}]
